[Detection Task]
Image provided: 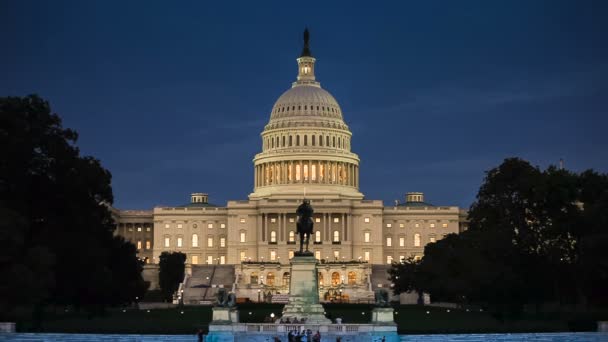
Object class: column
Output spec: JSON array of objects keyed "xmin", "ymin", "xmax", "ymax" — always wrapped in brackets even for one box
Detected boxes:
[
  {"xmin": 341, "ymin": 213, "xmax": 345, "ymax": 242},
  {"xmin": 263, "ymin": 214, "xmax": 267, "ymax": 242},
  {"xmin": 324, "ymin": 161, "xmax": 329, "ymax": 184}
]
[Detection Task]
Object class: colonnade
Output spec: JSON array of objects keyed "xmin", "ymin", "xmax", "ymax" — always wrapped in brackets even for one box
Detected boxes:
[
  {"xmin": 254, "ymin": 160, "xmax": 359, "ymax": 188},
  {"xmin": 260, "ymin": 212, "xmax": 349, "ymax": 243}
]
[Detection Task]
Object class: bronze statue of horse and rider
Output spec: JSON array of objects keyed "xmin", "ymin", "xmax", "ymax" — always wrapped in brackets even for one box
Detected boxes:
[{"xmin": 295, "ymin": 199, "xmax": 314, "ymax": 255}]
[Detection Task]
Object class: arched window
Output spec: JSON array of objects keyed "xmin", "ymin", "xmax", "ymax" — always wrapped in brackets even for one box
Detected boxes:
[
  {"xmin": 271, "ymin": 138, "xmax": 274, "ymax": 148},
  {"xmin": 289, "ymin": 136, "xmax": 293, "ymax": 146},
  {"xmin": 333, "ymin": 230, "xmax": 340, "ymax": 242},
  {"xmin": 270, "ymin": 231, "xmax": 277, "ymax": 243},
  {"xmin": 331, "ymin": 272, "xmax": 341, "ymax": 286},
  {"xmin": 414, "ymin": 233, "xmax": 421, "ymax": 247},
  {"xmin": 192, "ymin": 234, "xmax": 198, "ymax": 247},
  {"xmin": 312, "ymin": 135, "xmax": 316, "ymax": 146},
  {"xmin": 304, "ymin": 135, "xmax": 308, "ymax": 146},
  {"xmin": 282, "ymin": 272, "xmax": 290, "ymax": 287},
  {"xmin": 333, "ymin": 136, "xmax": 336, "ymax": 147},
  {"xmin": 267, "ymin": 272, "xmax": 275, "ymax": 286},
  {"xmin": 250, "ymin": 272, "xmax": 259, "ymax": 284},
  {"xmin": 276, "ymin": 137, "xmax": 279, "ymax": 148},
  {"xmin": 326, "ymin": 136, "xmax": 330, "ymax": 146},
  {"xmin": 318, "ymin": 272, "xmax": 324, "ymax": 286},
  {"xmin": 289, "ymin": 231, "xmax": 295, "ymax": 243},
  {"xmin": 319, "ymin": 135, "xmax": 323, "ymax": 146},
  {"xmin": 348, "ymin": 271, "xmax": 357, "ymax": 285},
  {"xmin": 338, "ymin": 138, "xmax": 341, "ymax": 148},
  {"xmin": 315, "ymin": 231, "xmax": 321, "ymax": 242},
  {"xmin": 282, "ymin": 136, "xmax": 285, "ymax": 147},
  {"xmin": 296, "ymin": 135, "xmax": 300, "ymax": 146}
]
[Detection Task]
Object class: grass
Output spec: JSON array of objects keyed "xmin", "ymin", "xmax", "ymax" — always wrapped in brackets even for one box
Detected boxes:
[{"xmin": 16, "ymin": 304, "xmax": 604, "ymax": 335}]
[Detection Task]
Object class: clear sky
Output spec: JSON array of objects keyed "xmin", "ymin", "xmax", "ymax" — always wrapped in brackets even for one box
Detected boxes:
[{"xmin": 1, "ymin": 1, "xmax": 607, "ymax": 209}]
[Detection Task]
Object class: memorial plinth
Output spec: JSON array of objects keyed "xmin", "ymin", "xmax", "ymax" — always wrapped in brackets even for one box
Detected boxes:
[{"xmin": 281, "ymin": 255, "xmax": 331, "ymax": 324}]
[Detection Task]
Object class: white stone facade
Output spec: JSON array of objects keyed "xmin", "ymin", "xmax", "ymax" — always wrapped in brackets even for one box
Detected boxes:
[{"xmin": 113, "ymin": 33, "xmax": 465, "ymax": 301}]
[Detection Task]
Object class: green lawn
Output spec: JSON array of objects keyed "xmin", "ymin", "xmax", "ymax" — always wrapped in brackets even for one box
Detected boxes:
[{"xmin": 17, "ymin": 304, "xmax": 603, "ymax": 335}]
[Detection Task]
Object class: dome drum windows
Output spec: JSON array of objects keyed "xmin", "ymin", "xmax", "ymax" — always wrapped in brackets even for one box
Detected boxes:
[{"xmin": 255, "ymin": 160, "xmax": 359, "ymax": 188}]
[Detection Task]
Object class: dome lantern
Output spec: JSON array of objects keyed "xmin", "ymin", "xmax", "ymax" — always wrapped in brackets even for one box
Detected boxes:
[{"xmin": 295, "ymin": 28, "xmax": 318, "ymax": 87}]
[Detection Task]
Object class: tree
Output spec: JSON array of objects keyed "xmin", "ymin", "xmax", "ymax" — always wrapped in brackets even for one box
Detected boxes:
[
  {"xmin": 158, "ymin": 252, "xmax": 186, "ymax": 302},
  {"xmin": 0, "ymin": 95, "xmax": 146, "ymax": 319}
]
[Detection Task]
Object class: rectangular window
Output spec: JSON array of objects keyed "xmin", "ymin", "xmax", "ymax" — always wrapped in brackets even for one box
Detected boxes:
[
  {"xmin": 414, "ymin": 255, "xmax": 422, "ymax": 261},
  {"xmin": 240, "ymin": 232, "xmax": 246, "ymax": 243},
  {"xmin": 399, "ymin": 237, "xmax": 405, "ymax": 247},
  {"xmin": 137, "ymin": 240, "xmax": 142, "ymax": 249},
  {"xmin": 333, "ymin": 250, "xmax": 340, "ymax": 259},
  {"xmin": 207, "ymin": 237, "xmax": 213, "ymax": 247},
  {"xmin": 164, "ymin": 237, "xmax": 170, "ymax": 247},
  {"xmin": 386, "ymin": 237, "xmax": 392, "ymax": 247},
  {"xmin": 221, "ymin": 223, "xmax": 226, "ymax": 228},
  {"xmin": 415, "ymin": 223, "xmax": 420, "ymax": 228},
  {"xmin": 315, "ymin": 217, "xmax": 321, "ymax": 223},
  {"xmin": 128, "ymin": 227, "xmax": 133, "ymax": 232},
  {"xmin": 364, "ymin": 217, "xmax": 370, "ymax": 223},
  {"xmin": 386, "ymin": 223, "xmax": 392, "ymax": 228},
  {"xmin": 399, "ymin": 255, "xmax": 405, "ymax": 262},
  {"xmin": 364, "ymin": 232, "xmax": 370, "ymax": 243},
  {"xmin": 442, "ymin": 223, "xmax": 448, "ymax": 228},
  {"xmin": 208, "ymin": 223, "xmax": 214, "ymax": 229},
  {"xmin": 240, "ymin": 218, "xmax": 246, "ymax": 223},
  {"xmin": 399, "ymin": 223, "xmax": 404, "ymax": 228},
  {"xmin": 270, "ymin": 218, "xmax": 276, "ymax": 223},
  {"xmin": 386, "ymin": 256, "xmax": 393, "ymax": 264},
  {"xmin": 146, "ymin": 227, "xmax": 151, "ymax": 232},
  {"xmin": 270, "ymin": 250, "xmax": 276, "ymax": 261},
  {"xmin": 289, "ymin": 218, "xmax": 295, "ymax": 223},
  {"xmin": 430, "ymin": 223, "xmax": 435, "ymax": 228},
  {"xmin": 314, "ymin": 251, "xmax": 320, "ymax": 260},
  {"xmin": 430, "ymin": 236, "xmax": 436, "ymax": 243},
  {"xmin": 177, "ymin": 224, "xmax": 183, "ymax": 229},
  {"xmin": 192, "ymin": 255, "xmax": 199, "ymax": 265},
  {"xmin": 364, "ymin": 251, "xmax": 370, "ymax": 262},
  {"xmin": 220, "ymin": 255, "xmax": 225, "ymax": 264},
  {"xmin": 165, "ymin": 224, "xmax": 170, "ymax": 229},
  {"xmin": 146, "ymin": 240, "xmax": 151, "ymax": 249},
  {"xmin": 207, "ymin": 256, "xmax": 213, "ymax": 264},
  {"xmin": 220, "ymin": 237, "xmax": 226, "ymax": 247},
  {"xmin": 137, "ymin": 227, "xmax": 142, "ymax": 232},
  {"xmin": 177, "ymin": 237, "xmax": 183, "ymax": 247},
  {"xmin": 240, "ymin": 251, "xmax": 246, "ymax": 261},
  {"xmin": 333, "ymin": 217, "xmax": 339, "ymax": 223}
]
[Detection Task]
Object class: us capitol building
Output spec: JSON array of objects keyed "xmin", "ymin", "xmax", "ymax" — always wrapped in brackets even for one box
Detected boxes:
[{"xmin": 113, "ymin": 31, "xmax": 468, "ymax": 304}]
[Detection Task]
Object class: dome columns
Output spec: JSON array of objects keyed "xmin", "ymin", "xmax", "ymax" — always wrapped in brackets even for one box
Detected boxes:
[{"xmin": 254, "ymin": 160, "xmax": 359, "ymax": 188}]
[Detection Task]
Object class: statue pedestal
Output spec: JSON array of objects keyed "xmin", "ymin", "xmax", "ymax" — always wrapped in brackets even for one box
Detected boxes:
[
  {"xmin": 371, "ymin": 307, "xmax": 395, "ymax": 324},
  {"xmin": 282, "ymin": 255, "xmax": 330, "ymax": 324},
  {"xmin": 212, "ymin": 307, "xmax": 239, "ymax": 324}
]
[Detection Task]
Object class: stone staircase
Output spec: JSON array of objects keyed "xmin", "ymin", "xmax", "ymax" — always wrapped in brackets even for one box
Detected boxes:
[{"xmin": 182, "ymin": 264, "xmax": 235, "ymax": 304}]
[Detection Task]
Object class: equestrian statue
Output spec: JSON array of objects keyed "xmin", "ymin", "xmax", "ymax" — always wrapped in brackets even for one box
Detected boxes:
[{"xmin": 296, "ymin": 199, "xmax": 314, "ymax": 255}]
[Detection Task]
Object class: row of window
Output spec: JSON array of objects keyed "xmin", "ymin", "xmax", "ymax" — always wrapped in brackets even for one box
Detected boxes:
[
  {"xmin": 163, "ymin": 235, "xmax": 230, "ymax": 248},
  {"xmin": 135, "ymin": 240, "xmax": 152, "ymax": 250},
  {"xmin": 273, "ymin": 104, "xmax": 340, "ymax": 115},
  {"xmin": 248, "ymin": 271, "xmax": 358, "ymax": 287},
  {"xmin": 190, "ymin": 255, "xmax": 226, "ymax": 265},
  {"xmin": 269, "ymin": 216, "xmax": 342, "ymax": 224},
  {"xmin": 384, "ymin": 222, "xmax": 449, "ymax": 228},
  {"xmin": 164, "ymin": 223, "xmax": 226, "ymax": 229},
  {"xmin": 264, "ymin": 134, "xmax": 349, "ymax": 150},
  {"xmin": 127, "ymin": 226, "xmax": 151, "ymax": 232}
]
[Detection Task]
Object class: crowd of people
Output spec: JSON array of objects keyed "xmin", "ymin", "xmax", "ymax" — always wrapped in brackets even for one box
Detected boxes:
[{"xmin": 285, "ymin": 329, "xmax": 321, "ymax": 342}]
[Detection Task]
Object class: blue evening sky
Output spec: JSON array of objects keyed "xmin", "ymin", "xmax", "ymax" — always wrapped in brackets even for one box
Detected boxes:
[{"xmin": 1, "ymin": 1, "xmax": 607, "ymax": 209}]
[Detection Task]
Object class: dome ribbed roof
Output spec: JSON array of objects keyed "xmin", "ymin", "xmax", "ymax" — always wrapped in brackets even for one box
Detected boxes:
[{"xmin": 269, "ymin": 85, "xmax": 343, "ymax": 122}]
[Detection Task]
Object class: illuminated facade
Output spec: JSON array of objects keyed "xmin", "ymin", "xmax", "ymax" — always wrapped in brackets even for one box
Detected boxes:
[{"xmin": 114, "ymin": 31, "xmax": 466, "ymax": 302}]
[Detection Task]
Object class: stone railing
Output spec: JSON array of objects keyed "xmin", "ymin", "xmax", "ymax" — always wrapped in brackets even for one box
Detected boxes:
[{"xmin": 210, "ymin": 323, "xmax": 395, "ymax": 334}]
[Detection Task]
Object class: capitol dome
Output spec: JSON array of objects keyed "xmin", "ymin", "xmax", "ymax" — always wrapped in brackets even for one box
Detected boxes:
[{"xmin": 249, "ymin": 29, "xmax": 363, "ymax": 200}]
